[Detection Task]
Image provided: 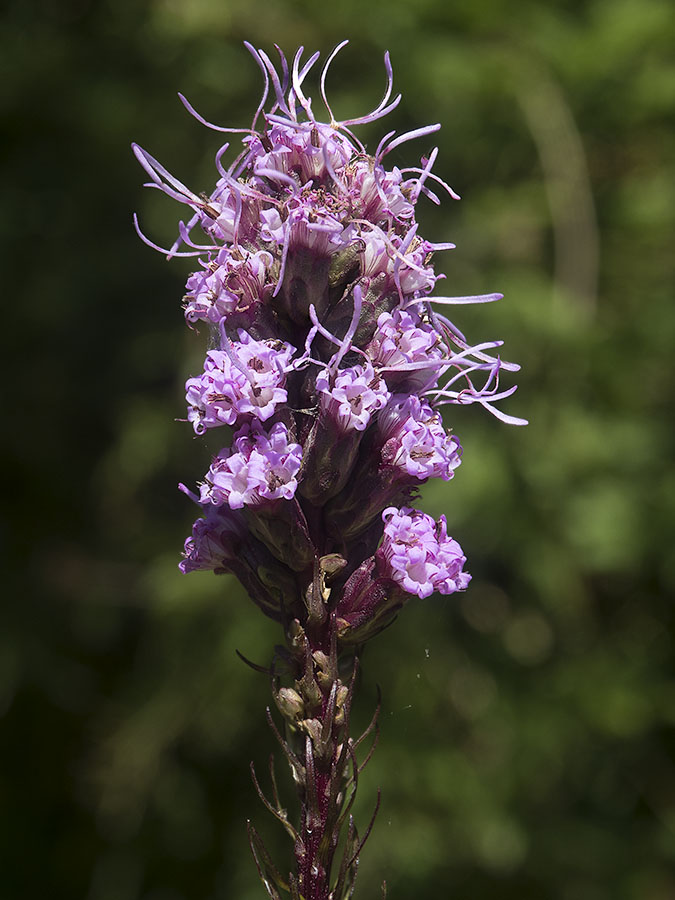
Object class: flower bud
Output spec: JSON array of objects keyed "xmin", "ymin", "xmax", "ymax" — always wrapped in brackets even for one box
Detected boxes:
[
  {"xmin": 335, "ymin": 556, "xmax": 405, "ymax": 645},
  {"xmin": 275, "ymin": 687, "xmax": 305, "ymax": 722}
]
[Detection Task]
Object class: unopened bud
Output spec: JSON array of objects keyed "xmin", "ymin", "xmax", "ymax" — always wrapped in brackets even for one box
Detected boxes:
[
  {"xmin": 299, "ymin": 717, "xmax": 323, "ymax": 746},
  {"xmin": 312, "ymin": 650, "xmax": 334, "ymax": 689},
  {"xmin": 276, "ymin": 687, "xmax": 305, "ymax": 721}
]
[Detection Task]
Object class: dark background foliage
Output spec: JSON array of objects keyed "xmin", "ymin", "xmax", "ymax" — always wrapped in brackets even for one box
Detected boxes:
[{"xmin": 2, "ymin": 0, "xmax": 674, "ymax": 898}]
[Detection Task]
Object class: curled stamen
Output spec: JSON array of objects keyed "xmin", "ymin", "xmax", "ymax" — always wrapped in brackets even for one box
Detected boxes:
[
  {"xmin": 178, "ymin": 220, "xmax": 219, "ymax": 252},
  {"xmin": 132, "ymin": 213, "xmax": 202, "ymax": 258},
  {"xmin": 376, "ymin": 123, "xmax": 442, "ymax": 163},
  {"xmin": 168, "ymin": 210, "xmax": 202, "ymax": 258},
  {"xmin": 408, "ymin": 147, "xmax": 439, "ymax": 204},
  {"xmin": 178, "ymin": 93, "xmax": 257, "ymax": 136},
  {"xmin": 479, "ymin": 401, "xmax": 529, "ymax": 426},
  {"xmin": 341, "ymin": 51, "xmax": 401, "ymax": 128},
  {"xmin": 320, "ymin": 40, "xmax": 349, "ymax": 125},
  {"xmin": 405, "ymin": 292, "xmax": 503, "ymax": 309},
  {"xmin": 374, "ymin": 130, "xmax": 397, "ymax": 170},
  {"xmin": 291, "ymin": 47, "xmax": 321, "ymax": 121},
  {"xmin": 329, "ymin": 283, "xmax": 364, "ymax": 373},
  {"xmin": 243, "ymin": 41, "xmax": 270, "ymax": 130},
  {"xmin": 308, "ymin": 303, "xmax": 342, "ymax": 348},
  {"xmin": 274, "ymin": 44, "xmax": 290, "ymax": 100},
  {"xmin": 437, "ymin": 360, "xmax": 502, "ymax": 394},
  {"xmin": 264, "ymin": 113, "xmax": 314, "ymax": 133},
  {"xmin": 214, "ymin": 142, "xmax": 231, "ymax": 178},
  {"xmin": 132, "ymin": 144, "xmax": 198, "ymax": 200},
  {"xmin": 257, "ymin": 47, "xmax": 293, "ymax": 119},
  {"xmin": 401, "ymin": 164, "xmax": 461, "ymax": 201}
]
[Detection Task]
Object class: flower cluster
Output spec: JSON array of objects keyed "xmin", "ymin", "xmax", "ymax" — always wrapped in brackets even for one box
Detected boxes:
[
  {"xmin": 199, "ymin": 421, "xmax": 302, "ymax": 508},
  {"xmin": 379, "ymin": 506, "xmax": 470, "ymax": 598},
  {"xmin": 134, "ymin": 42, "xmax": 524, "ymax": 643},
  {"xmin": 186, "ymin": 331, "xmax": 294, "ymax": 432}
]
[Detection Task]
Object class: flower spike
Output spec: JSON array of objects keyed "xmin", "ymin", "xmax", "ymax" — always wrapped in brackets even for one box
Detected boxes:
[{"xmin": 134, "ymin": 40, "xmax": 525, "ymax": 899}]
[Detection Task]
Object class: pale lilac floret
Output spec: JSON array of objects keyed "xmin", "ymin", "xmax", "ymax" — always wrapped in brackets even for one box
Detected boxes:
[
  {"xmin": 183, "ymin": 266, "xmax": 238, "ymax": 325},
  {"xmin": 379, "ymin": 395, "xmax": 462, "ymax": 480},
  {"xmin": 368, "ymin": 308, "xmax": 444, "ymax": 369},
  {"xmin": 316, "ymin": 362, "xmax": 390, "ymax": 432},
  {"xmin": 249, "ymin": 120, "xmax": 354, "ymax": 188},
  {"xmin": 359, "ymin": 230, "xmax": 393, "ymax": 281},
  {"xmin": 200, "ymin": 421, "xmax": 302, "ymax": 509},
  {"xmin": 286, "ymin": 200, "xmax": 346, "ymax": 253},
  {"xmin": 186, "ymin": 332, "xmax": 295, "ymax": 433},
  {"xmin": 184, "ymin": 250, "xmax": 273, "ymax": 325},
  {"xmin": 259, "ymin": 208, "xmax": 287, "ymax": 244},
  {"xmin": 349, "ymin": 159, "xmax": 414, "ymax": 223},
  {"xmin": 201, "ymin": 188, "xmax": 262, "ymax": 245},
  {"xmin": 395, "ymin": 236, "xmax": 439, "ymax": 295},
  {"xmin": 432, "ymin": 515, "xmax": 472, "ymax": 594},
  {"xmin": 353, "ymin": 229, "xmax": 438, "ymax": 298},
  {"xmin": 378, "ymin": 506, "xmax": 470, "ymax": 598}
]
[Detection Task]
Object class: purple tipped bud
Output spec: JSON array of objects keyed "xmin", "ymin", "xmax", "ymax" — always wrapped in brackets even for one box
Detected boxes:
[
  {"xmin": 178, "ymin": 500, "xmax": 301, "ymax": 621},
  {"xmin": 335, "ymin": 556, "xmax": 404, "ymax": 644},
  {"xmin": 179, "ymin": 503, "xmax": 246, "ymax": 574}
]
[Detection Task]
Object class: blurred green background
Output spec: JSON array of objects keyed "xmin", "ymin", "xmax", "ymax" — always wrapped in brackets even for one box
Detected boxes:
[{"xmin": 2, "ymin": 0, "xmax": 674, "ymax": 898}]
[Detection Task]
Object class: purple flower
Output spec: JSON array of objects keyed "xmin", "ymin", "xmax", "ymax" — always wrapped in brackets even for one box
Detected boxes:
[
  {"xmin": 184, "ymin": 249, "xmax": 274, "ymax": 326},
  {"xmin": 349, "ymin": 159, "xmax": 414, "ymax": 223},
  {"xmin": 249, "ymin": 120, "xmax": 354, "ymax": 188},
  {"xmin": 186, "ymin": 331, "xmax": 295, "ymax": 433},
  {"xmin": 377, "ymin": 506, "xmax": 470, "ymax": 598},
  {"xmin": 200, "ymin": 421, "xmax": 302, "ymax": 509},
  {"xmin": 379, "ymin": 394, "xmax": 462, "ymax": 481},
  {"xmin": 316, "ymin": 362, "xmax": 390, "ymax": 433},
  {"xmin": 367, "ymin": 308, "xmax": 445, "ymax": 391}
]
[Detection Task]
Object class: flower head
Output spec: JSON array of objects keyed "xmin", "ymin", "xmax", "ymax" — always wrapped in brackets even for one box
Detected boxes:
[
  {"xmin": 379, "ymin": 394, "xmax": 462, "ymax": 481},
  {"xmin": 378, "ymin": 506, "xmax": 470, "ymax": 598},
  {"xmin": 316, "ymin": 362, "xmax": 390, "ymax": 433},
  {"xmin": 200, "ymin": 421, "xmax": 302, "ymax": 509},
  {"xmin": 183, "ymin": 249, "xmax": 274, "ymax": 325},
  {"xmin": 186, "ymin": 332, "xmax": 295, "ymax": 433}
]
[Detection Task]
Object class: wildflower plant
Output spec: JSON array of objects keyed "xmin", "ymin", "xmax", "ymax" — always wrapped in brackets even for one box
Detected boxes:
[{"xmin": 134, "ymin": 41, "xmax": 525, "ymax": 900}]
